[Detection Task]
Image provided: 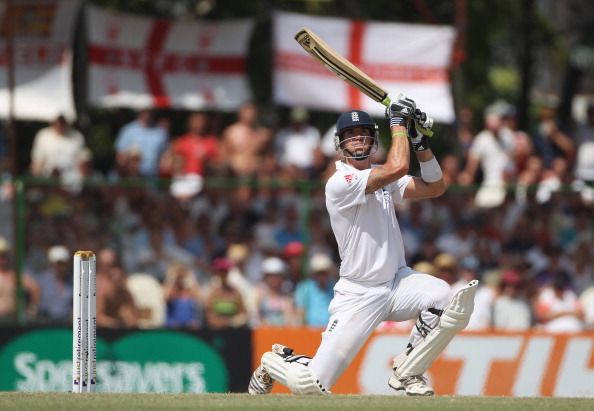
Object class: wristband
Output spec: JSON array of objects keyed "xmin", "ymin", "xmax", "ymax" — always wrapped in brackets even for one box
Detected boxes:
[
  {"xmin": 391, "ymin": 131, "xmax": 407, "ymax": 138},
  {"xmin": 419, "ymin": 156, "xmax": 443, "ymax": 183},
  {"xmin": 390, "ymin": 117, "xmax": 407, "ymax": 127}
]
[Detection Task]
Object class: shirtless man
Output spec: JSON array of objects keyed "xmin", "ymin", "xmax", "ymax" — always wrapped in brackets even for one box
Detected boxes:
[{"xmin": 221, "ymin": 102, "xmax": 270, "ymax": 177}]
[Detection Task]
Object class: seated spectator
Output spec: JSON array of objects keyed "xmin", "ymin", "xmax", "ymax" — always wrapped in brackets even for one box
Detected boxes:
[
  {"xmin": 114, "ymin": 109, "xmax": 168, "ymax": 177},
  {"xmin": 458, "ymin": 105, "xmax": 516, "ymax": 208},
  {"xmin": 295, "ymin": 253, "xmax": 336, "ymax": 327},
  {"xmin": 96, "ymin": 248, "xmax": 138, "ymax": 328},
  {"xmin": 127, "ymin": 273, "xmax": 166, "ymax": 328},
  {"xmin": 161, "ymin": 111, "xmax": 219, "ymax": 178},
  {"xmin": 36, "ymin": 245, "xmax": 73, "ymax": 321},
  {"xmin": 533, "ymin": 106, "xmax": 574, "ymax": 170},
  {"xmin": 275, "ymin": 107, "xmax": 321, "ymax": 178},
  {"xmin": 30, "ymin": 115, "xmax": 87, "ymax": 178},
  {"xmin": 163, "ymin": 262, "xmax": 204, "ymax": 329},
  {"xmin": 436, "ymin": 218, "xmax": 476, "ymax": 258},
  {"xmin": 220, "ymin": 102, "xmax": 269, "ymax": 177},
  {"xmin": 533, "ymin": 246, "xmax": 570, "ymax": 287},
  {"xmin": 226, "ymin": 243, "xmax": 257, "ymax": 319},
  {"xmin": 493, "ymin": 270, "xmax": 532, "ymax": 331},
  {"xmin": 205, "ymin": 257, "xmax": 247, "ymax": 329},
  {"xmin": 433, "ymin": 252, "xmax": 459, "ymax": 286},
  {"xmin": 0, "ymin": 237, "xmax": 40, "ymax": 320},
  {"xmin": 253, "ymin": 257, "xmax": 297, "ymax": 326},
  {"xmin": 283, "ymin": 241, "xmax": 305, "ymax": 291},
  {"xmin": 534, "ymin": 272, "xmax": 584, "ymax": 333},
  {"xmin": 274, "ymin": 204, "xmax": 306, "ymax": 248}
]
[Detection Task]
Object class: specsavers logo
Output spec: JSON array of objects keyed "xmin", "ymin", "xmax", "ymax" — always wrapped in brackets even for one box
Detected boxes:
[{"xmin": 0, "ymin": 329, "xmax": 228, "ymax": 392}]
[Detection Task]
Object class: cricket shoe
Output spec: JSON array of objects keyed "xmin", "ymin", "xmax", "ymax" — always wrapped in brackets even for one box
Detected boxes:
[
  {"xmin": 388, "ymin": 353, "xmax": 434, "ymax": 396},
  {"xmin": 387, "ymin": 352, "xmax": 406, "ymax": 393},
  {"xmin": 248, "ymin": 344, "xmax": 294, "ymax": 395},
  {"xmin": 399, "ymin": 375, "xmax": 434, "ymax": 396}
]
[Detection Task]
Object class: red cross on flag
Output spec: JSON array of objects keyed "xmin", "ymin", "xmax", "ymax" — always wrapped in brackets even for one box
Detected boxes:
[
  {"xmin": 0, "ymin": 0, "xmax": 79, "ymax": 121},
  {"xmin": 274, "ymin": 11, "xmax": 456, "ymax": 123},
  {"xmin": 87, "ymin": 5, "xmax": 253, "ymax": 111}
]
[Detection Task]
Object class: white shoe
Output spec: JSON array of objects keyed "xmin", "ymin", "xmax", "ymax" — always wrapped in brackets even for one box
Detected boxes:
[
  {"xmin": 388, "ymin": 353, "xmax": 433, "ymax": 396},
  {"xmin": 400, "ymin": 375, "xmax": 434, "ymax": 396},
  {"xmin": 248, "ymin": 343, "xmax": 293, "ymax": 395},
  {"xmin": 387, "ymin": 353, "xmax": 406, "ymax": 392}
]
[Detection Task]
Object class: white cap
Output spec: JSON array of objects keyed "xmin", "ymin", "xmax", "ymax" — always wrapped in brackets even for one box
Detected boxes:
[
  {"xmin": 48, "ymin": 245, "xmax": 69, "ymax": 263},
  {"xmin": 310, "ymin": 253, "xmax": 333, "ymax": 272},
  {"xmin": 262, "ymin": 257, "xmax": 285, "ymax": 275},
  {"xmin": 170, "ymin": 174, "xmax": 203, "ymax": 199}
]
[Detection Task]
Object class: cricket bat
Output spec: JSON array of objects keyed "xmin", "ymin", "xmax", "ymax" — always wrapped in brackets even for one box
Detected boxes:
[{"xmin": 294, "ymin": 27, "xmax": 433, "ymax": 136}]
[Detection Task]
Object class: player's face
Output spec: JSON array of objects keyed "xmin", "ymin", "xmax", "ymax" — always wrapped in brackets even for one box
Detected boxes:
[{"xmin": 341, "ymin": 127, "xmax": 374, "ymax": 157}]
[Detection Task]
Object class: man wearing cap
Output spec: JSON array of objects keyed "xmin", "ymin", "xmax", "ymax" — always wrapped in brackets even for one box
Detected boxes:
[
  {"xmin": 294, "ymin": 254, "xmax": 336, "ymax": 327},
  {"xmin": 253, "ymin": 257, "xmax": 297, "ymax": 327},
  {"xmin": 275, "ymin": 107, "xmax": 321, "ymax": 176},
  {"xmin": 37, "ymin": 245, "xmax": 73, "ymax": 321},
  {"xmin": 250, "ymin": 96, "xmax": 478, "ymax": 396}
]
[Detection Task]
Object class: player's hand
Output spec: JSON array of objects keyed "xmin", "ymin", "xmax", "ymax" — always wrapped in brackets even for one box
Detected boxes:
[
  {"xmin": 386, "ymin": 94, "xmax": 416, "ymax": 127},
  {"xmin": 412, "ymin": 108, "xmax": 434, "ymax": 138},
  {"xmin": 407, "ymin": 116, "xmax": 431, "ymax": 151}
]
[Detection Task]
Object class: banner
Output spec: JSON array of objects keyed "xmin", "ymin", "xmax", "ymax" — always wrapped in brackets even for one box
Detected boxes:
[
  {"xmin": 254, "ymin": 327, "xmax": 594, "ymax": 397},
  {"xmin": 0, "ymin": 327, "xmax": 252, "ymax": 392},
  {"xmin": 87, "ymin": 5, "xmax": 253, "ymax": 111},
  {"xmin": 0, "ymin": 0, "xmax": 79, "ymax": 121},
  {"xmin": 274, "ymin": 11, "xmax": 456, "ymax": 123}
]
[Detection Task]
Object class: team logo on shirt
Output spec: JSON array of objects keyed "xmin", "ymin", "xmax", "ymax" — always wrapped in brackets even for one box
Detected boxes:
[{"xmin": 344, "ymin": 174, "xmax": 358, "ymax": 184}]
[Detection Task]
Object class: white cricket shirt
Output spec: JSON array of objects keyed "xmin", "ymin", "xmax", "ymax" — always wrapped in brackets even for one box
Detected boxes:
[{"xmin": 325, "ymin": 160, "xmax": 412, "ymax": 285}]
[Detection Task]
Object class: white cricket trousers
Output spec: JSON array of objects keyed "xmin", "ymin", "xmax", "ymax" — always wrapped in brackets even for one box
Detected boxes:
[{"xmin": 308, "ymin": 266, "xmax": 451, "ymax": 389}]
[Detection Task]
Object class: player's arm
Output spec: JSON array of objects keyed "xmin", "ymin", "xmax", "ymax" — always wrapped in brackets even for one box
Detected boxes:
[
  {"xmin": 365, "ymin": 95, "xmax": 413, "ymax": 194},
  {"xmin": 403, "ymin": 111, "xmax": 445, "ymax": 200}
]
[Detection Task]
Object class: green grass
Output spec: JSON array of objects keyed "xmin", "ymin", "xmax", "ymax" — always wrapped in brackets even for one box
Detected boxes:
[
  {"xmin": 0, "ymin": 392, "xmax": 594, "ymax": 411},
  {"xmin": 0, "ymin": 392, "xmax": 591, "ymax": 411}
]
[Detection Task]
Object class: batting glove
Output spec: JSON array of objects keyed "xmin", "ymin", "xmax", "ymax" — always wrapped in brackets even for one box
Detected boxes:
[
  {"xmin": 413, "ymin": 108, "xmax": 434, "ymax": 131},
  {"xmin": 386, "ymin": 94, "xmax": 416, "ymax": 127},
  {"xmin": 408, "ymin": 109, "xmax": 434, "ymax": 151}
]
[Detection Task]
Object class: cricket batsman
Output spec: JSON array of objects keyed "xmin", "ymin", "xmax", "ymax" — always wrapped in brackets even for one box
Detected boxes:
[{"xmin": 249, "ymin": 94, "xmax": 478, "ymax": 396}]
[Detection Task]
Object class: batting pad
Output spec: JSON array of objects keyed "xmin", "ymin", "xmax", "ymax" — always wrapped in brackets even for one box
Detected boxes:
[
  {"xmin": 261, "ymin": 352, "xmax": 329, "ymax": 395},
  {"xmin": 396, "ymin": 280, "xmax": 478, "ymax": 378}
]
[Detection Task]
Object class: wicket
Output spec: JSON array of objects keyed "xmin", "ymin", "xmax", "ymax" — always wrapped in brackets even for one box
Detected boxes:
[{"xmin": 72, "ymin": 251, "xmax": 97, "ymax": 393}]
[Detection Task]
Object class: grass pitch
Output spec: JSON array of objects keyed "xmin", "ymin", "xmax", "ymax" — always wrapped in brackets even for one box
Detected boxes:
[{"xmin": 0, "ymin": 392, "xmax": 591, "ymax": 411}]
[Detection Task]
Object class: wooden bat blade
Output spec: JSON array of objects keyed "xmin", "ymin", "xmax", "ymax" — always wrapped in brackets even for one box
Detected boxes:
[{"xmin": 294, "ymin": 27, "xmax": 390, "ymax": 107}]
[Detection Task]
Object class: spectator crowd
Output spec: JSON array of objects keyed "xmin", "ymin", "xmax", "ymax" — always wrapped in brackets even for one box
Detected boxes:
[{"xmin": 0, "ymin": 99, "xmax": 593, "ymax": 333}]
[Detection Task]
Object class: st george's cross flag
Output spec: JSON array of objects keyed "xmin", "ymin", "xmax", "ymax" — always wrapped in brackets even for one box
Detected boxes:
[
  {"xmin": 274, "ymin": 11, "xmax": 456, "ymax": 123},
  {"xmin": 87, "ymin": 5, "xmax": 253, "ymax": 111}
]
